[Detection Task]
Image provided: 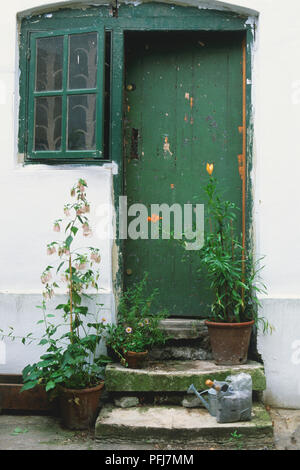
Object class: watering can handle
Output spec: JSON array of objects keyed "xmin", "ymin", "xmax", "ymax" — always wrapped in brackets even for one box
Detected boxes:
[{"xmin": 205, "ymin": 379, "xmax": 221, "ymax": 392}]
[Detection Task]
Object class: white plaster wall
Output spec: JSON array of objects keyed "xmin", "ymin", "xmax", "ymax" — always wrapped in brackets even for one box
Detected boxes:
[
  {"xmin": 0, "ymin": 1, "xmax": 117, "ymax": 374},
  {"xmin": 0, "ymin": 292, "xmax": 113, "ymax": 373},
  {"xmin": 257, "ymin": 300, "xmax": 300, "ymax": 408},
  {"xmin": 0, "ymin": 166, "xmax": 117, "ymax": 374},
  {"xmin": 0, "ymin": 0, "xmax": 300, "ymax": 407},
  {"xmin": 223, "ymin": 0, "xmax": 300, "ymax": 408}
]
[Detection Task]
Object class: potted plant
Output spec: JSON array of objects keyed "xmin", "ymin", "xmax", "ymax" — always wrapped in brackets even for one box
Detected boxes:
[
  {"xmin": 195, "ymin": 163, "xmax": 269, "ymax": 365},
  {"xmin": 104, "ymin": 275, "xmax": 169, "ymax": 368},
  {"xmin": 1, "ymin": 179, "xmax": 111, "ymax": 429},
  {"xmin": 105, "ymin": 323, "xmax": 150, "ymax": 369}
]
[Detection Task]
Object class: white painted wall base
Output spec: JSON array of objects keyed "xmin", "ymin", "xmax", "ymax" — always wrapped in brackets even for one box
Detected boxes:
[
  {"xmin": 258, "ymin": 299, "xmax": 300, "ymax": 409},
  {"xmin": 0, "ymin": 292, "xmax": 114, "ymax": 374}
]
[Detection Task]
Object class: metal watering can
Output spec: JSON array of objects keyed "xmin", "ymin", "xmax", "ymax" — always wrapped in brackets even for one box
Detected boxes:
[{"xmin": 187, "ymin": 373, "xmax": 253, "ymax": 423}]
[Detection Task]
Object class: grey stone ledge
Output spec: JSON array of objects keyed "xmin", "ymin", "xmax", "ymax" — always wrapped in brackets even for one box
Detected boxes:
[
  {"xmin": 105, "ymin": 360, "xmax": 266, "ymax": 392},
  {"xmin": 95, "ymin": 403, "xmax": 273, "ymax": 446},
  {"xmin": 159, "ymin": 319, "xmax": 208, "ymax": 340}
]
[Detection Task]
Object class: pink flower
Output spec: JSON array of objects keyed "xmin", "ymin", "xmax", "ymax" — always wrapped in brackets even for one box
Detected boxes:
[
  {"xmin": 64, "ymin": 207, "xmax": 71, "ymax": 217},
  {"xmin": 125, "ymin": 327, "xmax": 132, "ymax": 334},
  {"xmin": 83, "ymin": 229, "xmax": 92, "ymax": 237},
  {"xmin": 91, "ymin": 252, "xmax": 101, "ymax": 263},
  {"xmin": 84, "ymin": 204, "xmax": 90, "ymax": 213},
  {"xmin": 41, "ymin": 272, "xmax": 52, "ymax": 284},
  {"xmin": 83, "ymin": 222, "xmax": 92, "ymax": 237},
  {"xmin": 76, "ymin": 208, "xmax": 84, "ymax": 216},
  {"xmin": 53, "ymin": 223, "xmax": 60, "ymax": 232},
  {"xmin": 47, "ymin": 246, "xmax": 56, "ymax": 255},
  {"xmin": 75, "ymin": 263, "xmax": 86, "ymax": 271}
]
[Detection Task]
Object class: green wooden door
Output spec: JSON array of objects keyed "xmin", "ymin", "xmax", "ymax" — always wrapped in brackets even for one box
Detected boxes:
[{"xmin": 124, "ymin": 31, "xmax": 243, "ymax": 318}]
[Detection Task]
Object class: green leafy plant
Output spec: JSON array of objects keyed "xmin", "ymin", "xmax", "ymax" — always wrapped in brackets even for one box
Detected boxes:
[
  {"xmin": 198, "ymin": 164, "xmax": 268, "ymax": 327},
  {"xmin": 228, "ymin": 430, "xmax": 244, "ymax": 450},
  {"xmin": 104, "ymin": 274, "xmax": 169, "ymax": 365},
  {"xmin": 10, "ymin": 427, "xmax": 29, "ymax": 436},
  {"xmin": 1, "ymin": 179, "xmax": 111, "ymax": 394}
]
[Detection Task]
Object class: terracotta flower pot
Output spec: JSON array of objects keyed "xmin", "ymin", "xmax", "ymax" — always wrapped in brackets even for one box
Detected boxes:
[
  {"xmin": 205, "ymin": 320, "xmax": 255, "ymax": 365},
  {"xmin": 58, "ymin": 381, "xmax": 104, "ymax": 430},
  {"xmin": 124, "ymin": 350, "xmax": 148, "ymax": 369}
]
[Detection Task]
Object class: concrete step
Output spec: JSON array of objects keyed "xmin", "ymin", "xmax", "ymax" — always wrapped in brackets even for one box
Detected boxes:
[
  {"xmin": 105, "ymin": 360, "xmax": 266, "ymax": 393},
  {"xmin": 95, "ymin": 403, "xmax": 274, "ymax": 448},
  {"xmin": 150, "ymin": 319, "xmax": 212, "ymax": 361},
  {"xmin": 159, "ymin": 319, "xmax": 208, "ymax": 340}
]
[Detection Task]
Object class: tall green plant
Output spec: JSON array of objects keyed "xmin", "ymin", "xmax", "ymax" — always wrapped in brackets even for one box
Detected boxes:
[
  {"xmin": 1, "ymin": 179, "xmax": 110, "ymax": 393},
  {"xmin": 199, "ymin": 164, "xmax": 267, "ymax": 325}
]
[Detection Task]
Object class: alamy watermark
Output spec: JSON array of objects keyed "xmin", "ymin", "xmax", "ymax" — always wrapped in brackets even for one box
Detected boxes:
[{"xmin": 96, "ymin": 196, "xmax": 204, "ymax": 251}]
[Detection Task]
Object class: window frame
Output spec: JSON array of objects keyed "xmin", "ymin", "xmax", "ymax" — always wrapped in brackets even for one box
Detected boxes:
[{"xmin": 25, "ymin": 26, "xmax": 105, "ymax": 163}]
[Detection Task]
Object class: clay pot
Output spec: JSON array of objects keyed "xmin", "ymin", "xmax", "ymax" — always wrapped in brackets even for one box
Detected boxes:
[
  {"xmin": 124, "ymin": 350, "xmax": 148, "ymax": 369},
  {"xmin": 58, "ymin": 381, "xmax": 104, "ymax": 430},
  {"xmin": 205, "ymin": 320, "xmax": 255, "ymax": 365}
]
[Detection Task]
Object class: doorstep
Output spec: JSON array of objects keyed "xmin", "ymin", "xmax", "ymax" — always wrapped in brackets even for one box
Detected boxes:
[
  {"xmin": 149, "ymin": 319, "xmax": 212, "ymax": 361},
  {"xmin": 159, "ymin": 319, "xmax": 208, "ymax": 340},
  {"xmin": 105, "ymin": 360, "xmax": 266, "ymax": 393},
  {"xmin": 95, "ymin": 403, "xmax": 274, "ymax": 448}
]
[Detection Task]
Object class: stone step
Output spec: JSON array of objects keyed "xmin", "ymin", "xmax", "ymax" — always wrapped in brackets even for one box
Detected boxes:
[
  {"xmin": 150, "ymin": 319, "xmax": 212, "ymax": 361},
  {"xmin": 105, "ymin": 360, "xmax": 266, "ymax": 393},
  {"xmin": 159, "ymin": 319, "xmax": 208, "ymax": 340},
  {"xmin": 95, "ymin": 403, "xmax": 273, "ymax": 448},
  {"xmin": 149, "ymin": 344, "xmax": 212, "ymax": 361}
]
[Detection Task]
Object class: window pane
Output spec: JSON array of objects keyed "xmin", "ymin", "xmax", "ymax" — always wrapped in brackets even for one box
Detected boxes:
[
  {"xmin": 34, "ymin": 97, "xmax": 62, "ymax": 151},
  {"xmin": 69, "ymin": 33, "xmax": 98, "ymax": 89},
  {"xmin": 68, "ymin": 94, "xmax": 96, "ymax": 150},
  {"xmin": 36, "ymin": 36, "xmax": 63, "ymax": 91}
]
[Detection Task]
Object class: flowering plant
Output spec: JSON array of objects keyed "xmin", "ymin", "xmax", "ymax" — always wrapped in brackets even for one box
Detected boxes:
[
  {"xmin": 199, "ymin": 164, "xmax": 268, "ymax": 327},
  {"xmin": 104, "ymin": 274, "xmax": 169, "ymax": 365},
  {"xmin": 2, "ymin": 179, "xmax": 111, "ymax": 393}
]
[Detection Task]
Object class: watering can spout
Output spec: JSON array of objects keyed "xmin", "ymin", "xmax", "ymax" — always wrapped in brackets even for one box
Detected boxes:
[
  {"xmin": 187, "ymin": 383, "xmax": 211, "ymax": 412},
  {"xmin": 187, "ymin": 384, "xmax": 197, "ymax": 395}
]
